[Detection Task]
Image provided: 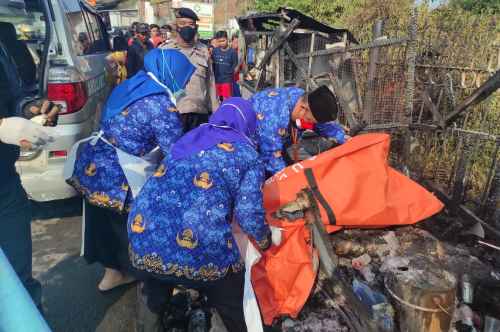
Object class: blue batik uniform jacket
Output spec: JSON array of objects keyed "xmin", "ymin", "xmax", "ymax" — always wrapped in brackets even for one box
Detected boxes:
[
  {"xmin": 250, "ymin": 87, "xmax": 304, "ymax": 175},
  {"xmin": 251, "ymin": 87, "xmax": 347, "ymax": 175},
  {"xmin": 128, "ymin": 141, "xmax": 270, "ymax": 282},
  {"xmin": 68, "ymin": 94, "xmax": 183, "ymax": 213}
]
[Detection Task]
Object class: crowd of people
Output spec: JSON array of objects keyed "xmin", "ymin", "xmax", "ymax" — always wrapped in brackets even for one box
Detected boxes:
[
  {"xmin": 106, "ymin": 9, "xmax": 242, "ymax": 106},
  {"xmin": 0, "ymin": 6, "xmax": 348, "ymax": 332}
]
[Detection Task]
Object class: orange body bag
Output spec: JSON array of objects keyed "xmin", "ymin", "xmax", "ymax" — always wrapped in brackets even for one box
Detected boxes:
[{"xmin": 252, "ymin": 133, "xmax": 444, "ymax": 325}]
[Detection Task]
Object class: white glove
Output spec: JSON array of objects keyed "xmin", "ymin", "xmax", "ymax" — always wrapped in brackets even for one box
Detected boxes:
[
  {"xmin": 270, "ymin": 226, "xmax": 283, "ymax": 246},
  {"xmin": 0, "ymin": 117, "xmax": 54, "ymax": 148}
]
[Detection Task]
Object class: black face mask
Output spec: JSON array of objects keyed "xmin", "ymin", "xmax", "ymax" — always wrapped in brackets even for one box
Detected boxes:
[{"xmin": 177, "ymin": 26, "xmax": 197, "ymax": 42}]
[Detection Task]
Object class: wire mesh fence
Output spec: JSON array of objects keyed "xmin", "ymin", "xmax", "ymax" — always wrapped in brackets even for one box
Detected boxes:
[{"xmin": 238, "ymin": 7, "xmax": 499, "ymax": 225}]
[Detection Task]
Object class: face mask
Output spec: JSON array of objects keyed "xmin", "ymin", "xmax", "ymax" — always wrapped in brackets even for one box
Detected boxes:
[
  {"xmin": 296, "ymin": 118, "xmax": 315, "ymax": 130},
  {"xmin": 177, "ymin": 26, "xmax": 197, "ymax": 42}
]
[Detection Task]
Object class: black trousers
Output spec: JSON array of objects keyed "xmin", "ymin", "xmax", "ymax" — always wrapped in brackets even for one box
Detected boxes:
[
  {"xmin": 181, "ymin": 113, "xmax": 210, "ymax": 133},
  {"xmin": 83, "ymin": 201, "xmax": 130, "ymax": 272},
  {"xmin": 0, "ymin": 177, "xmax": 41, "ymax": 306},
  {"xmin": 141, "ymin": 271, "xmax": 247, "ymax": 332}
]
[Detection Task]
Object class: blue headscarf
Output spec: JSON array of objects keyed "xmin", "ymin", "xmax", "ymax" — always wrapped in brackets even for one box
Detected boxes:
[
  {"xmin": 171, "ymin": 97, "xmax": 256, "ymax": 160},
  {"xmin": 101, "ymin": 48, "xmax": 195, "ymax": 122}
]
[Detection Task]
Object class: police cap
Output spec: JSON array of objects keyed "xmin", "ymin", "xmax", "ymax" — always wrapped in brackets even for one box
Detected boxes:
[{"xmin": 176, "ymin": 7, "xmax": 199, "ymax": 21}]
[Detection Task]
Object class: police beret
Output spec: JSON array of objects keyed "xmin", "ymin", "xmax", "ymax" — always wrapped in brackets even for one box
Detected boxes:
[
  {"xmin": 308, "ymin": 85, "xmax": 339, "ymax": 123},
  {"xmin": 176, "ymin": 7, "xmax": 199, "ymax": 21}
]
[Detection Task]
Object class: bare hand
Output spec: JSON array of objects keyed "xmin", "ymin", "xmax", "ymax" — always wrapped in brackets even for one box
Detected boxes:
[{"xmin": 28, "ymin": 100, "xmax": 60, "ymax": 126}]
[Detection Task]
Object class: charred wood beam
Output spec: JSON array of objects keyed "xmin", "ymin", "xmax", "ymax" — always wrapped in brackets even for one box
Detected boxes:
[
  {"xmin": 256, "ymin": 18, "xmax": 300, "ymax": 72},
  {"xmin": 422, "ymin": 88, "xmax": 445, "ymax": 127},
  {"xmin": 327, "ymin": 58, "xmax": 361, "ymax": 131},
  {"xmin": 327, "ymin": 71, "xmax": 361, "ymax": 130},
  {"xmin": 239, "ymin": 80, "xmax": 257, "ymax": 94},
  {"xmin": 255, "ymin": 18, "xmax": 301, "ymax": 90},
  {"xmin": 302, "ymin": 189, "xmax": 376, "ymax": 332},
  {"xmin": 451, "ymin": 136, "xmax": 472, "ymax": 211},
  {"xmin": 423, "ymin": 180, "xmax": 500, "ymax": 239},
  {"xmin": 283, "ymin": 43, "xmax": 312, "ymax": 85},
  {"xmin": 274, "ymin": 188, "xmax": 376, "ymax": 331},
  {"xmin": 444, "ymin": 70, "xmax": 500, "ymax": 126}
]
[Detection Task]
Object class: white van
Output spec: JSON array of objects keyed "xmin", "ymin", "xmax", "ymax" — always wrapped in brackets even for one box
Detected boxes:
[{"xmin": 8, "ymin": 0, "xmax": 112, "ymax": 201}]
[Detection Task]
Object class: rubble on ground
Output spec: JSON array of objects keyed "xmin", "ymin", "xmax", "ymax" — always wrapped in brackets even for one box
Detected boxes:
[{"xmin": 278, "ymin": 224, "xmax": 500, "ymax": 332}]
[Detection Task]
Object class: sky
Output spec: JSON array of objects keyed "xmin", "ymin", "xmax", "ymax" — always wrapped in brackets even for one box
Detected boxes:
[{"xmin": 415, "ymin": 0, "xmax": 448, "ymax": 8}]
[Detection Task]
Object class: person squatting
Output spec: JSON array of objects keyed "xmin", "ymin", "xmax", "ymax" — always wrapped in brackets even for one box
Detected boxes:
[{"xmin": 0, "ymin": 7, "xmax": 348, "ymax": 332}]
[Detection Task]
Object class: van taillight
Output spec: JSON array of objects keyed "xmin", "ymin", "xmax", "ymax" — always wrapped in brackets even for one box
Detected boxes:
[{"xmin": 48, "ymin": 82, "xmax": 87, "ymax": 114}]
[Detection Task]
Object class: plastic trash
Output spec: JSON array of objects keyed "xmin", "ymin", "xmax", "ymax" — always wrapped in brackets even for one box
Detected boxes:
[
  {"xmin": 453, "ymin": 304, "xmax": 477, "ymax": 332},
  {"xmin": 359, "ymin": 265, "xmax": 376, "ymax": 283},
  {"xmin": 380, "ymin": 256, "xmax": 410, "ymax": 273},
  {"xmin": 461, "ymin": 274, "xmax": 474, "ymax": 304},
  {"xmin": 352, "ymin": 279, "xmax": 395, "ymax": 331},
  {"xmin": 382, "ymin": 231, "xmax": 400, "ymax": 256},
  {"xmin": 352, "ymin": 253, "xmax": 372, "ymax": 270}
]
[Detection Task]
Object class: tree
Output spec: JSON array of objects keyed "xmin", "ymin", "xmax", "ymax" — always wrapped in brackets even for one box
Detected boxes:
[{"xmin": 449, "ymin": 0, "xmax": 500, "ymax": 14}]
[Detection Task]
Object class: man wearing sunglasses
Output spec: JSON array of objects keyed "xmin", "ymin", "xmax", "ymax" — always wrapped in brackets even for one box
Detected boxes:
[{"xmin": 127, "ymin": 23, "xmax": 153, "ymax": 78}]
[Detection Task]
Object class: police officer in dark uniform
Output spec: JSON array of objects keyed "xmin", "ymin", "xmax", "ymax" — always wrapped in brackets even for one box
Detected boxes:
[
  {"xmin": 161, "ymin": 8, "xmax": 218, "ymax": 131},
  {"xmin": 0, "ymin": 40, "xmax": 58, "ymax": 309}
]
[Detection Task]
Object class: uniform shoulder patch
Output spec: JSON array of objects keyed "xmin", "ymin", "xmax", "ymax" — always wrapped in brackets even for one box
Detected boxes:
[
  {"xmin": 217, "ymin": 143, "xmax": 235, "ymax": 152},
  {"xmin": 193, "ymin": 172, "xmax": 213, "ymax": 189},
  {"xmin": 131, "ymin": 214, "xmax": 146, "ymax": 233}
]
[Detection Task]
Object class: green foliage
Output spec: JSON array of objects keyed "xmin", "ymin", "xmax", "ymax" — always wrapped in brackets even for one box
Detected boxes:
[
  {"xmin": 449, "ymin": 0, "xmax": 500, "ymax": 14},
  {"xmin": 250, "ymin": 0, "xmax": 499, "ymax": 203},
  {"xmin": 252, "ymin": 0, "xmax": 363, "ymax": 27}
]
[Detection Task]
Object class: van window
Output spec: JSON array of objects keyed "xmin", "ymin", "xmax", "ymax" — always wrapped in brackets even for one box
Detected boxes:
[
  {"xmin": 84, "ymin": 11, "xmax": 107, "ymax": 53},
  {"xmin": 67, "ymin": 9, "xmax": 107, "ymax": 55},
  {"xmin": 0, "ymin": 0, "xmax": 48, "ymax": 90}
]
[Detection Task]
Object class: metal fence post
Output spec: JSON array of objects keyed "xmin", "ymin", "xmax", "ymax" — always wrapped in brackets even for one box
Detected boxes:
[
  {"xmin": 402, "ymin": 8, "xmax": 418, "ymax": 174},
  {"xmin": 363, "ymin": 20, "xmax": 384, "ymax": 124},
  {"xmin": 404, "ymin": 7, "xmax": 417, "ymax": 122}
]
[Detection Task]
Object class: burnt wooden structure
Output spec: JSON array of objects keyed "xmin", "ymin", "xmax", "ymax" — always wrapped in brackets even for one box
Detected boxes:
[
  {"xmin": 237, "ymin": 7, "xmax": 499, "ymax": 238},
  {"xmin": 237, "ymin": 6, "xmax": 499, "ymax": 330}
]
